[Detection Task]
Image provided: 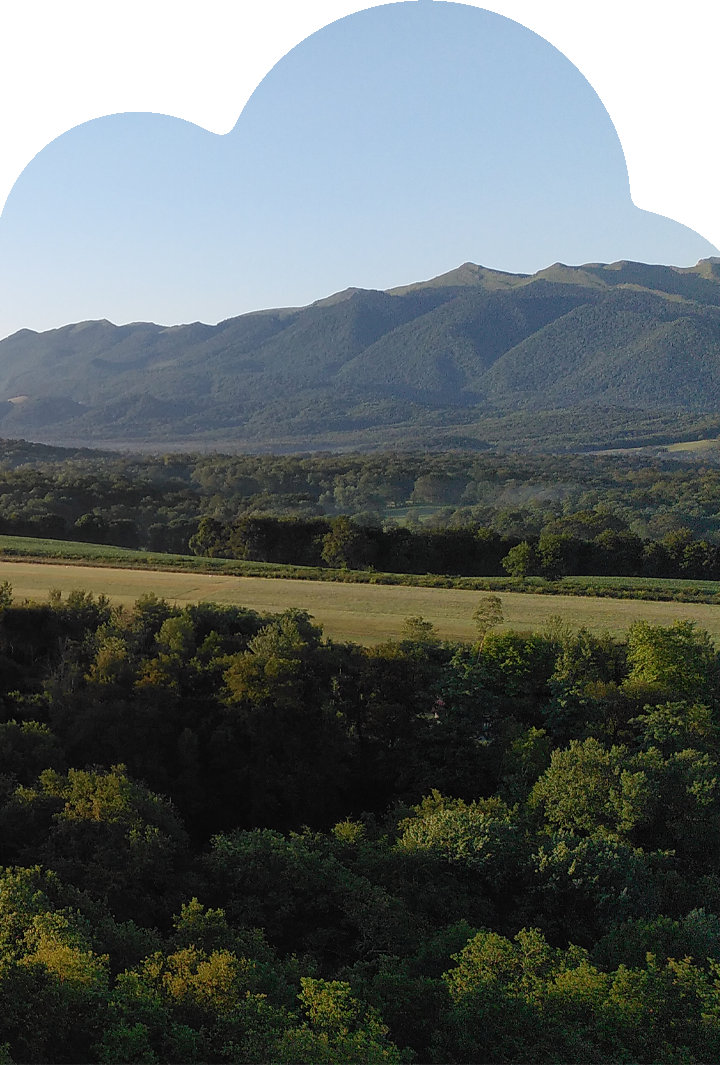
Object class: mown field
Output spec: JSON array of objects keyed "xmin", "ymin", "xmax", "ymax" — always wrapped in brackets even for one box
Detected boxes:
[
  {"xmin": 3, "ymin": 559, "xmax": 720, "ymax": 644},
  {"xmin": 2, "ymin": 532, "xmax": 720, "ymax": 598}
]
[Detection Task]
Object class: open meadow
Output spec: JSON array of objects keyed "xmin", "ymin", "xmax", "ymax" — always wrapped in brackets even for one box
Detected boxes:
[{"xmin": 3, "ymin": 558, "xmax": 720, "ymax": 644}]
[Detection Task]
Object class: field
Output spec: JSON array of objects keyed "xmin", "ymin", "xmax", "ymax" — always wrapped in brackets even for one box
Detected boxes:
[
  {"xmin": 4, "ymin": 559, "xmax": 720, "ymax": 644},
  {"xmin": 2, "ymin": 533, "xmax": 720, "ymax": 601},
  {"xmin": 666, "ymin": 438, "xmax": 720, "ymax": 453}
]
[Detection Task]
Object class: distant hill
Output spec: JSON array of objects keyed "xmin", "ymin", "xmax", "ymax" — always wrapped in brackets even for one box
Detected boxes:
[{"xmin": 3, "ymin": 257, "xmax": 720, "ymax": 451}]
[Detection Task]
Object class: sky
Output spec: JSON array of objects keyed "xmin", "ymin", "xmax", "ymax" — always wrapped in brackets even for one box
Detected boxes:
[{"xmin": 0, "ymin": 1, "xmax": 717, "ymax": 340}]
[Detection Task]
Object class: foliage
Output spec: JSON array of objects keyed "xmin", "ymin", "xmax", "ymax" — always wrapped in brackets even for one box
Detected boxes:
[
  {"xmin": 626, "ymin": 620, "xmax": 719, "ymax": 701},
  {"xmin": 436, "ymin": 926, "xmax": 720, "ymax": 1064},
  {"xmin": 472, "ymin": 594, "xmax": 503, "ymax": 649},
  {"xmin": 400, "ymin": 616, "xmax": 440, "ymax": 645},
  {"xmin": 0, "ymin": 590, "xmax": 718, "ymax": 1059}
]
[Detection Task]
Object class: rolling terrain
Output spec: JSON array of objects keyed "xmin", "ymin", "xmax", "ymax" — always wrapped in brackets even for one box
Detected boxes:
[{"xmin": 2, "ymin": 257, "xmax": 720, "ymax": 449}]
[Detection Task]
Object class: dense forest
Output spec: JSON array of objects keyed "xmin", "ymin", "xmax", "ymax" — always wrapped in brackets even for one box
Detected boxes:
[
  {"xmin": 2, "ymin": 582, "xmax": 720, "ymax": 1061},
  {"xmin": 5, "ymin": 442, "xmax": 720, "ymax": 580},
  {"xmin": 190, "ymin": 512, "xmax": 720, "ymax": 582}
]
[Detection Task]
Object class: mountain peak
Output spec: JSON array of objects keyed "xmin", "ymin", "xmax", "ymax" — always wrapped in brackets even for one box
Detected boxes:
[
  {"xmin": 387, "ymin": 262, "xmax": 530, "ymax": 295},
  {"xmin": 311, "ymin": 287, "xmax": 369, "ymax": 308}
]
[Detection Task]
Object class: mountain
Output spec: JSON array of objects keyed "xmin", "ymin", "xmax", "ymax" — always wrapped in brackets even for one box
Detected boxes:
[{"xmin": 3, "ymin": 257, "xmax": 720, "ymax": 451}]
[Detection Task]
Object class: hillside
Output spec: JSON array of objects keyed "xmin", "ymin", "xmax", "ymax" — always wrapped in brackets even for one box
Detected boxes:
[{"xmin": 2, "ymin": 257, "xmax": 720, "ymax": 450}]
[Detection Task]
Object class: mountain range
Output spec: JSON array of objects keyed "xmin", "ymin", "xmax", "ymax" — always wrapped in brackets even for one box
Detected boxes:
[{"xmin": 3, "ymin": 257, "xmax": 720, "ymax": 451}]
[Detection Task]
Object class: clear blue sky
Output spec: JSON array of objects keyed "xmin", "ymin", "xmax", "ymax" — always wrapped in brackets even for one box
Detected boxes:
[{"xmin": 0, "ymin": 1, "xmax": 715, "ymax": 339}]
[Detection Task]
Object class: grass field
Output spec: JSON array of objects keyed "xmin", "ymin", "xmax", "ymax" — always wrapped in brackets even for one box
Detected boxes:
[
  {"xmin": 0, "ymin": 534, "xmax": 237, "ymax": 568},
  {"xmin": 2, "ymin": 534, "xmax": 720, "ymax": 603},
  {"xmin": 666, "ymin": 438, "xmax": 720, "ymax": 453},
  {"xmin": 3, "ymin": 559, "xmax": 720, "ymax": 645}
]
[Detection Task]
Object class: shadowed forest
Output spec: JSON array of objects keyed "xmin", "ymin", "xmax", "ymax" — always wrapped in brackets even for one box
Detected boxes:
[{"xmin": 1, "ymin": 582, "xmax": 720, "ymax": 1061}]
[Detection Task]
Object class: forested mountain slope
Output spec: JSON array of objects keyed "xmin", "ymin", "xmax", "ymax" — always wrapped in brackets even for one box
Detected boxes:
[{"xmin": 2, "ymin": 257, "xmax": 720, "ymax": 449}]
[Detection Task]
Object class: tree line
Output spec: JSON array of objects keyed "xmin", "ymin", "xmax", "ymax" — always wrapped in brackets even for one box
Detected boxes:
[
  {"xmin": 4, "ymin": 441, "xmax": 720, "ymax": 560},
  {"xmin": 190, "ymin": 512, "xmax": 720, "ymax": 582},
  {"xmin": 1, "ymin": 584, "xmax": 720, "ymax": 1059}
]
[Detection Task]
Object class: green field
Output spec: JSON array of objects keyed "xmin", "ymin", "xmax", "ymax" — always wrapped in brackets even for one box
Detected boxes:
[
  {"xmin": 666, "ymin": 437, "xmax": 720, "ymax": 452},
  {"xmin": 0, "ymin": 534, "xmax": 240, "ymax": 568},
  {"xmin": 4, "ymin": 558, "xmax": 720, "ymax": 645},
  {"xmin": 1, "ymin": 533, "xmax": 720, "ymax": 602}
]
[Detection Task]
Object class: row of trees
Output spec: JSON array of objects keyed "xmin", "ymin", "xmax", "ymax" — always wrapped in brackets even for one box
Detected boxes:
[
  {"xmin": 190, "ymin": 512, "xmax": 720, "ymax": 581},
  {"xmin": 1, "ymin": 584, "xmax": 720, "ymax": 1058},
  {"xmin": 502, "ymin": 526, "xmax": 720, "ymax": 580}
]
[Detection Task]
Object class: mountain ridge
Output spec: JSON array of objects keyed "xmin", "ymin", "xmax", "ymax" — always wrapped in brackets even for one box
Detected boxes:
[{"xmin": 4, "ymin": 257, "xmax": 720, "ymax": 451}]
